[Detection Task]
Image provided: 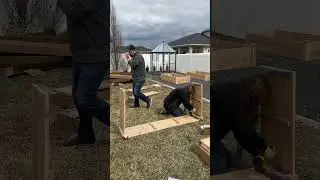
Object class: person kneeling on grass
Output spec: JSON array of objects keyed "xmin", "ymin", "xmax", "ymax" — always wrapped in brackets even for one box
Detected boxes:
[
  {"xmin": 163, "ymin": 85, "xmax": 196, "ymax": 117},
  {"xmin": 211, "ymin": 75, "xmax": 276, "ymax": 175}
]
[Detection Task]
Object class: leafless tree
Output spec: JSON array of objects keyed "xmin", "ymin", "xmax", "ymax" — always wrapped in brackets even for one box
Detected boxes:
[
  {"xmin": 1, "ymin": 0, "xmax": 65, "ymax": 36},
  {"xmin": 110, "ymin": 1, "xmax": 124, "ymax": 72}
]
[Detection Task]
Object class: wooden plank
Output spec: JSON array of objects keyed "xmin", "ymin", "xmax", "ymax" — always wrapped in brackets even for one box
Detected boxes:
[
  {"xmin": 110, "ymin": 74, "xmax": 132, "ymax": 80},
  {"xmin": 119, "ymin": 88, "xmax": 126, "ymax": 136},
  {"xmin": 24, "ymin": 68, "xmax": 45, "ymax": 77},
  {"xmin": 0, "ymin": 56, "xmax": 66, "ymax": 67},
  {"xmin": 188, "ymin": 71, "xmax": 210, "ymax": 81},
  {"xmin": 126, "ymin": 84, "xmax": 162, "ymax": 92},
  {"xmin": 200, "ymin": 137, "xmax": 210, "ymax": 153},
  {"xmin": 192, "ymin": 83, "xmax": 203, "ymax": 118},
  {"xmin": 211, "ymin": 45, "xmax": 256, "ymax": 71},
  {"xmin": 197, "ymin": 143, "xmax": 210, "ymax": 166},
  {"xmin": 123, "ymin": 115, "xmax": 199, "ymax": 138},
  {"xmin": 129, "ymin": 91, "xmax": 159, "ymax": 99},
  {"xmin": 0, "ymin": 39, "xmax": 70, "ymax": 56},
  {"xmin": 246, "ymin": 33, "xmax": 308, "ymax": 60},
  {"xmin": 31, "ymin": 84, "xmax": 49, "ymax": 180},
  {"xmin": 160, "ymin": 73, "xmax": 190, "ymax": 84},
  {"xmin": 261, "ymin": 70, "xmax": 296, "ymax": 174}
]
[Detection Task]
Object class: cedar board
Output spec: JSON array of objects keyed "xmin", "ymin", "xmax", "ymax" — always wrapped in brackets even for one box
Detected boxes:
[
  {"xmin": 211, "ymin": 40, "xmax": 256, "ymax": 71},
  {"xmin": 129, "ymin": 91, "xmax": 159, "ymax": 99},
  {"xmin": 260, "ymin": 66, "xmax": 296, "ymax": 175},
  {"xmin": 31, "ymin": 84, "xmax": 50, "ymax": 180},
  {"xmin": 0, "ymin": 39, "xmax": 70, "ymax": 56},
  {"xmin": 188, "ymin": 71, "xmax": 210, "ymax": 81},
  {"xmin": 110, "ymin": 74, "xmax": 132, "ymax": 80},
  {"xmin": 197, "ymin": 137, "xmax": 210, "ymax": 165},
  {"xmin": 246, "ymin": 33, "xmax": 320, "ymax": 61},
  {"xmin": 160, "ymin": 73, "xmax": 191, "ymax": 84}
]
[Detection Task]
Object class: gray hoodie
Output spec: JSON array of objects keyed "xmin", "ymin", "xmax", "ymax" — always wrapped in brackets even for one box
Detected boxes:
[
  {"xmin": 128, "ymin": 52, "xmax": 146, "ymax": 81},
  {"xmin": 57, "ymin": 0, "xmax": 108, "ymax": 63}
]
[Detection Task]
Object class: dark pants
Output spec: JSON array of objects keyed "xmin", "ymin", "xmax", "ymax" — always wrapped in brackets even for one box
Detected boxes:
[
  {"xmin": 132, "ymin": 80, "xmax": 149, "ymax": 106},
  {"xmin": 167, "ymin": 107, "xmax": 185, "ymax": 117},
  {"xmin": 72, "ymin": 62, "xmax": 109, "ymax": 141},
  {"xmin": 211, "ymin": 97, "xmax": 267, "ymax": 175}
]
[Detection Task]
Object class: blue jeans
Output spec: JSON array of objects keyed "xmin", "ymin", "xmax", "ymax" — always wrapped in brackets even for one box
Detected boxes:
[
  {"xmin": 72, "ymin": 62, "xmax": 109, "ymax": 141},
  {"xmin": 132, "ymin": 80, "xmax": 149, "ymax": 106}
]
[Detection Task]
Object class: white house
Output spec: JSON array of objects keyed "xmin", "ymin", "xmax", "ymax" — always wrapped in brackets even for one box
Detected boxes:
[
  {"xmin": 168, "ymin": 33, "xmax": 210, "ymax": 54},
  {"xmin": 212, "ymin": 0, "xmax": 320, "ymax": 39}
]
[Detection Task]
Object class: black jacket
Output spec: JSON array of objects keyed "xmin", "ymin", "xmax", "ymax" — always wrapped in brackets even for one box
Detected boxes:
[
  {"xmin": 164, "ymin": 87, "xmax": 194, "ymax": 112},
  {"xmin": 128, "ymin": 52, "xmax": 146, "ymax": 81},
  {"xmin": 211, "ymin": 80, "xmax": 257, "ymax": 125},
  {"xmin": 57, "ymin": 0, "xmax": 109, "ymax": 63}
]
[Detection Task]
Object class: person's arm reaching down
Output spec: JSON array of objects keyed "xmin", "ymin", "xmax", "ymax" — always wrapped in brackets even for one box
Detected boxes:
[
  {"xmin": 57, "ymin": 0, "xmax": 100, "ymax": 20},
  {"xmin": 178, "ymin": 90, "xmax": 193, "ymax": 111}
]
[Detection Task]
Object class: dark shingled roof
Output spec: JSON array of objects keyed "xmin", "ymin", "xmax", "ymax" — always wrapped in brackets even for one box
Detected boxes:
[{"xmin": 168, "ymin": 33, "xmax": 209, "ymax": 47}]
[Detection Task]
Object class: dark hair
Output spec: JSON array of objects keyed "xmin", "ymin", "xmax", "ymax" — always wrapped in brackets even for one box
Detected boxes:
[{"xmin": 128, "ymin": 44, "xmax": 135, "ymax": 51}]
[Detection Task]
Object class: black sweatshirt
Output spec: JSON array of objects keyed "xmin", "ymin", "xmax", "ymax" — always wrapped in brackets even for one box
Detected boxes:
[
  {"xmin": 211, "ymin": 80, "xmax": 258, "ymax": 126},
  {"xmin": 57, "ymin": 0, "xmax": 109, "ymax": 63},
  {"xmin": 164, "ymin": 87, "xmax": 194, "ymax": 112}
]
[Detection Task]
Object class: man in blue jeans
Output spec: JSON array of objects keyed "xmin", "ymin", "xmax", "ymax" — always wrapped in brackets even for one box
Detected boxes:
[
  {"xmin": 127, "ymin": 45, "xmax": 152, "ymax": 108},
  {"xmin": 57, "ymin": 0, "xmax": 109, "ymax": 146}
]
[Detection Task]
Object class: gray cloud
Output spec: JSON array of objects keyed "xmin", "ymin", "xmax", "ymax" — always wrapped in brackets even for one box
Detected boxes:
[{"xmin": 113, "ymin": 0, "xmax": 210, "ymax": 49}]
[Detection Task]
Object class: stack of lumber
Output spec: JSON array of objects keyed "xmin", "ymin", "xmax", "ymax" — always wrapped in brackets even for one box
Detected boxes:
[
  {"xmin": 0, "ymin": 34, "xmax": 72, "ymax": 77},
  {"xmin": 110, "ymin": 72, "xmax": 132, "ymax": 84}
]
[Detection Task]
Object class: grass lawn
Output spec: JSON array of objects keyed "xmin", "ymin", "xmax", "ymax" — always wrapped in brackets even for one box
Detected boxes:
[
  {"xmin": 0, "ymin": 68, "xmax": 318, "ymax": 180},
  {"xmin": 110, "ymin": 80, "xmax": 211, "ymax": 180}
]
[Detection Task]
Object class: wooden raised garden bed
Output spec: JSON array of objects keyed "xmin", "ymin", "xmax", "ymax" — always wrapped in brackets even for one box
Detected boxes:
[
  {"xmin": 210, "ymin": 66, "xmax": 297, "ymax": 179},
  {"xmin": 211, "ymin": 39, "xmax": 256, "ymax": 71},
  {"xmin": 160, "ymin": 73, "xmax": 190, "ymax": 84},
  {"xmin": 119, "ymin": 83, "xmax": 203, "ymax": 139},
  {"xmin": 188, "ymin": 71, "xmax": 210, "ymax": 81},
  {"xmin": 246, "ymin": 30, "xmax": 320, "ymax": 61}
]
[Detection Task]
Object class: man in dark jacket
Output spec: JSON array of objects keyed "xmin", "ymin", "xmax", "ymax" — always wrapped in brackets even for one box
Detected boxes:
[
  {"xmin": 57, "ymin": 0, "xmax": 109, "ymax": 146},
  {"xmin": 127, "ymin": 45, "xmax": 152, "ymax": 108},
  {"xmin": 163, "ymin": 85, "xmax": 195, "ymax": 117},
  {"xmin": 211, "ymin": 75, "xmax": 276, "ymax": 175}
]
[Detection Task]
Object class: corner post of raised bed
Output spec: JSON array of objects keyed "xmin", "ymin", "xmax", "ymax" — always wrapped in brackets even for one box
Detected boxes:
[
  {"xmin": 303, "ymin": 40, "xmax": 312, "ymax": 61},
  {"xmin": 192, "ymin": 82, "xmax": 204, "ymax": 119},
  {"xmin": 119, "ymin": 88, "xmax": 127, "ymax": 138},
  {"xmin": 31, "ymin": 84, "xmax": 50, "ymax": 180}
]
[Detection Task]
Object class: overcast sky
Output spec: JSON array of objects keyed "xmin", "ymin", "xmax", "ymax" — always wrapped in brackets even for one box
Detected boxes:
[{"xmin": 113, "ymin": 0, "xmax": 210, "ymax": 49}]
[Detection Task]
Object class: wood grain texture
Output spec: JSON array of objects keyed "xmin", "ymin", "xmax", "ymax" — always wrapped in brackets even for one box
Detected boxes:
[{"xmin": 31, "ymin": 84, "xmax": 50, "ymax": 180}]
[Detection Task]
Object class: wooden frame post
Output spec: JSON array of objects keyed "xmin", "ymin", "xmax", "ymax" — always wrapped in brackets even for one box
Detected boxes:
[{"xmin": 32, "ymin": 84, "xmax": 50, "ymax": 180}]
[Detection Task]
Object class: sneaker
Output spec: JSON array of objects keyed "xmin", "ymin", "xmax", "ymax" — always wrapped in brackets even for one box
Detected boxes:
[{"xmin": 147, "ymin": 98, "xmax": 152, "ymax": 109}]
